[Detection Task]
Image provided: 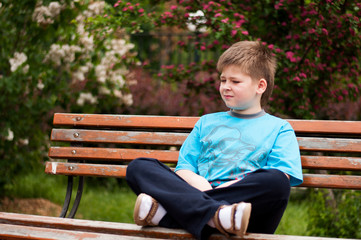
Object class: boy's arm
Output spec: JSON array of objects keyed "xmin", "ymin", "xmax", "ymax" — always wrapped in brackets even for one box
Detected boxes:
[{"xmin": 176, "ymin": 169, "xmax": 213, "ymax": 191}]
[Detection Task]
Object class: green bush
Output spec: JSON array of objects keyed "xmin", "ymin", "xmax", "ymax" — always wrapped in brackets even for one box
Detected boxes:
[
  {"xmin": 308, "ymin": 189, "xmax": 361, "ymax": 238},
  {"xmin": 0, "ymin": 0, "xmax": 138, "ymax": 192}
]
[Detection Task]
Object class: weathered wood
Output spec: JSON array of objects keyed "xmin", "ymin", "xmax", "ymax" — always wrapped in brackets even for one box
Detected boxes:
[
  {"xmin": 298, "ymin": 137, "xmax": 361, "ymax": 153},
  {"xmin": 301, "ymin": 174, "xmax": 361, "ymax": 189},
  {"xmin": 0, "ymin": 223, "xmax": 159, "ymax": 240},
  {"xmin": 53, "ymin": 113, "xmax": 199, "ymax": 130},
  {"xmin": 53, "ymin": 113, "xmax": 361, "ymax": 135},
  {"xmin": 0, "ymin": 212, "xmax": 353, "ymax": 240},
  {"xmin": 301, "ymin": 156, "xmax": 361, "ymax": 171},
  {"xmin": 45, "ymin": 162, "xmax": 127, "ymax": 178},
  {"xmin": 50, "ymin": 128, "xmax": 361, "ymax": 153},
  {"xmin": 51, "ymin": 129, "xmax": 188, "ymax": 145},
  {"xmin": 48, "ymin": 147, "xmax": 361, "ymax": 170},
  {"xmin": 45, "ymin": 162, "xmax": 361, "ymax": 189},
  {"xmin": 288, "ymin": 119, "xmax": 361, "ymax": 135},
  {"xmin": 48, "ymin": 147, "xmax": 179, "ymax": 163}
]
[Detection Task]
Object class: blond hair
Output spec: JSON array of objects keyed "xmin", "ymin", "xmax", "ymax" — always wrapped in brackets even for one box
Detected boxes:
[{"xmin": 217, "ymin": 41, "xmax": 277, "ymax": 107}]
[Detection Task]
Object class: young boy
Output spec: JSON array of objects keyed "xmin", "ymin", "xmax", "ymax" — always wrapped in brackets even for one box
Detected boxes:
[{"xmin": 126, "ymin": 41, "xmax": 303, "ymax": 240}]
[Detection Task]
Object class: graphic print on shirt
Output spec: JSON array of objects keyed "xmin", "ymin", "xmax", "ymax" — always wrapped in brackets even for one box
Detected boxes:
[{"xmin": 198, "ymin": 125, "xmax": 267, "ymax": 180}]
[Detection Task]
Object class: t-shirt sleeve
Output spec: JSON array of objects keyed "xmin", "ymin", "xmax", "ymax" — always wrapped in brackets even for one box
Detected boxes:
[
  {"xmin": 175, "ymin": 119, "xmax": 202, "ymax": 174},
  {"xmin": 263, "ymin": 122, "xmax": 303, "ymax": 186}
]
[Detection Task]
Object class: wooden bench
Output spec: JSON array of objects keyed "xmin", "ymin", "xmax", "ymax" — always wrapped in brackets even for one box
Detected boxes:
[{"xmin": 1, "ymin": 113, "xmax": 361, "ymax": 240}]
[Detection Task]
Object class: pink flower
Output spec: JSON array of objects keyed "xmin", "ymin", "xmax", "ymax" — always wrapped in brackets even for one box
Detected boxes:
[
  {"xmin": 268, "ymin": 44, "xmax": 274, "ymax": 50},
  {"xmin": 241, "ymin": 30, "xmax": 249, "ymax": 35},
  {"xmin": 231, "ymin": 30, "xmax": 237, "ymax": 36},
  {"xmin": 285, "ymin": 51, "xmax": 294, "ymax": 59},
  {"xmin": 170, "ymin": 5, "xmax": 177, "ymax": 10},
  {"xmin": 293, "ymin": 76, "xmax": 301, "ymax": 82},
  {"xmin": 221, "ymin": 18, "xmax": 229, "ymax": 23},
  {"xmin": 114, "ymin": 3, "xmax": 119, "ymax": 7},
  {"xmin": 214, "ymin": 13, "xmax": 222, "ymax": 18},
  {"xmin": 178, "ymin": 41, "xmax": 185, "ymax": 46},
  {"xmin": 138, "ymin": 8, "xmax": 144, "ymax": 13},
  {"xmin": 299, "ymin": 73, "xmax": 307, "ymax": 78},
  {"xmin": 200, "ymin": 45, "xmax": 206, "ymax": 51}
]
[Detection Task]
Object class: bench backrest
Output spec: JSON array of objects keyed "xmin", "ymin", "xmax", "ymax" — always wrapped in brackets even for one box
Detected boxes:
[{"xmin": 45, "ymin": 113, "xmax": 361, "ymax": 189}]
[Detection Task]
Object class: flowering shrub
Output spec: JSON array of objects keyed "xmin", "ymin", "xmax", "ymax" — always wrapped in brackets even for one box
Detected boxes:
[
  {"xmin": 93, "ymin": 0, "xmax": 361, "ymax": 119},
  {"xmin": 0, "ymin": 1, "xmax": 138, "ymax": 191}
]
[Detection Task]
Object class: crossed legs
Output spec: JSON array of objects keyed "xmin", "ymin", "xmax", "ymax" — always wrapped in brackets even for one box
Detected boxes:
[{"xmin": 126, "ymin": 158, "xmax": 290, "ymax": 240}]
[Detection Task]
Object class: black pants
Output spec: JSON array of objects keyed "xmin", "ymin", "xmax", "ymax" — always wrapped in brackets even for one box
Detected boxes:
[{"xmin": 126, "ymin": 158, "xmax": 290, "ymax": 240}]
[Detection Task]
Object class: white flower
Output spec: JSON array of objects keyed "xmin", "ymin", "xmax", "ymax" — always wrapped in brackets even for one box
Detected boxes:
[
  {"xmin": 72, "ymin": 70, "xmax": 85, "ymax": 82},
  {"xmin": 88, "ymin": 1, "xmax": 105, "ymax": 16},
  {"xmin": 80, "ymin": 34, "xmax": 94, "ymax": 52},
  {"xmin": 9, "ymin": 52, "xmax": 27, "ymax": 72},
  {"xmin": 37, "ymin": 81, "xmax": 45, "ymax": 90},
  {"xmin": 187, "ymin": 10, "xmax": 207, "ymax": 32},
  {"xmin": 48, "ymin": 2, "xmax": 62, "ymax": 16},
  {"xmin": 44, "ymin": 44, "xmax": 81, "ymax": 66},
  {"xmin": 19, "ymin": 138, "xmax": 29, "ymax": 145},
  {"xmin": 5, "ymin": 129, "xmax": 14, "ymax": 141},
  {"xmin": 77, "ymin": 92, "xmax": 97, "ymax": 106},
  {"xmin": 23, "ymin": 64, "xmax": 29, "ymax": 74},
  {"xmin": 32, "ymin": 1, "xmax": 65, "ymax": 25},
  {"xmin": 113, "ymin": 89, "xmax": 123, "ymax": 98},
  {"xmin": 32, "ymin": 6, "xmax": 54, "ymax": 25},
  {"xmin": 99, "ymin": 86, "xmax": 111, "ymax": 95},
  {"xmin": 122, "ymin": 93, "xmax": 133, "ymax": 106}
]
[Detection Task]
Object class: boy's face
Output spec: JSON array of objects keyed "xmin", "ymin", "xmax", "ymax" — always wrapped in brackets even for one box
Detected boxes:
[{"xmin": 219, "ymin": 65, "xmax": 265, "ymax": 114}]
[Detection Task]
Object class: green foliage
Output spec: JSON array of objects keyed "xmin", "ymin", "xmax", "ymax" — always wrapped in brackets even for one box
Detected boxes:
[
  {"xmin": 94, "ymin": 0, "xmax": 361, "ymax": 119},
  {"xmin": 0, "ymin": 1, "xmax": 138, "ymax": 192},
  {"xmin": 308, "ymin": 189, "xmax": 361, "ymax": 238}
]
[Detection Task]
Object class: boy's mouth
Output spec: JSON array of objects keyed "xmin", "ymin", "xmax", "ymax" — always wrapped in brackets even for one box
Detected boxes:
[{"xmin": 223, "ymin": 95, "xmax": 233, "ymax": 99}]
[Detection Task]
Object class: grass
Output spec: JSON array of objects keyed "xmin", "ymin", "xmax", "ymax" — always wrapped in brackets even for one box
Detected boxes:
[{"xmin": 3, "ymin": 169, "xmax": 309, "ymax": 235}]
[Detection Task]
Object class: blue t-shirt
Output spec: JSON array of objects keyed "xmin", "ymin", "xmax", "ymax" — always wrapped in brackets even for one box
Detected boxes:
[{"xmin": 175, "ymin": 111, "xmax": 303, "ymax": 187}]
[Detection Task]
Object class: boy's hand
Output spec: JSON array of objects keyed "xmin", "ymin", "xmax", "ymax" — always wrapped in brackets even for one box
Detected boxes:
[{"xmin": 176, "ymin": 170, "xmax": 213, "ymax": 191}]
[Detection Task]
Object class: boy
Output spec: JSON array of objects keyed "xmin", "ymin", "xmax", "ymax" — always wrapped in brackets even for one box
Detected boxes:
[{"xmin": 126, "ymin": 41, "xmax": 303, "ymax": 240}]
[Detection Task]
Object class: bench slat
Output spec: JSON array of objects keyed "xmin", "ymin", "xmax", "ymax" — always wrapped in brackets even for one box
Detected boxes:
[
  {"xmin": 298, "ymin": 137, "xmax": 361, "ymax": 153},
  {"xmin": 51, "ymin": 129, "xmax": 188, "ymax": 145},
  {"xmin": 288, "ymin": 119, "xmax": 361, "ymax": 135},
  {"xmin": 0, "ymin": 212, "xmax": 345, "ymax": 240},
  {"xmin": 301, "ymin": 155, "xmax": 361, "ymax": 171},
  {"xmin": 45, "ymin": 162, "xmax": 361, "ymax": 189},
  {"xmin": 53, "ymin": 113, "xmax": 361, "ymax": 135},
  {"xmin": 50, "ymin": 129, "xmax": 361, "ymax": 153},
  {"xmin": 49, "ymin": 147, "xmax": 361, "ymax": 170},
  {"xmin": 53, "ymin": 113, "xmax": 199, "ymax": 130},
  {"xmin": 49, "ymin": 147, "xmax": 179, "ymax": 163},
  {"xmin": 0, "ymin": 223, "xmax": 153, "ymax": 240}
]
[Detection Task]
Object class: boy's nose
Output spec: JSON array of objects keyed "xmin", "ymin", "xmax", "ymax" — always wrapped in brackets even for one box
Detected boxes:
[{"xmin": 223, "ymin": 82, "xmax": 231, "ymax": 90}]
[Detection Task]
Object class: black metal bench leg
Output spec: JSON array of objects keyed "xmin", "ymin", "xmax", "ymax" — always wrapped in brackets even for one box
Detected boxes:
[
  {"xmin": 59, "ymin": 176, "xmax": 73, "ymax": 218},
  {"xmin": 67, "ymin": 176, "xmax": 84, "ymax": 218},
  {"xmin": 59, "ymin": 176, "xmax": 85, "ymax": 218}
]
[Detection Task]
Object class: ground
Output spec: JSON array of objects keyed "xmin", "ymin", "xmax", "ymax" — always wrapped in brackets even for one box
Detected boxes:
[{"xmin": 0, "ymin": 197, "xmax": 62, "ymax": 217}]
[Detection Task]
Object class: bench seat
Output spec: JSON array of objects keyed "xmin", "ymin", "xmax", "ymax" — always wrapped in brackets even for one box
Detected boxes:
[{"xmin": 0, "ymin": 212, "xmax": 356, "ymax": 240}]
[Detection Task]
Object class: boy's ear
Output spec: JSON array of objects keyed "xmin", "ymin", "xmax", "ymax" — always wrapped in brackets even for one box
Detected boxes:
[{"xmin": 256, "ymin": 78, "xmax": 267, "ymax": 94}]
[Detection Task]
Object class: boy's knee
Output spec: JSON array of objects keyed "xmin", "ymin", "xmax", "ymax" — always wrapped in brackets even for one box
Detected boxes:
[
  {"xmin": 266, "ymin": 169, "xmax": 291, "ymax": 199},
  {"xmin": 254, "ymin": 169, "xmax": 290, "ymax": 200},
  {"xmin": 127, "ymin": 158, "xmax": 155, "ymax": 173}
]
